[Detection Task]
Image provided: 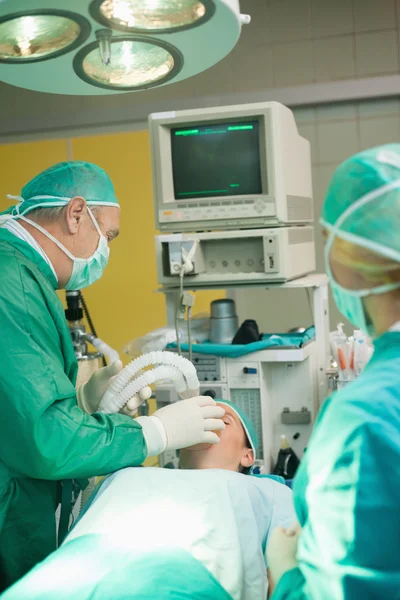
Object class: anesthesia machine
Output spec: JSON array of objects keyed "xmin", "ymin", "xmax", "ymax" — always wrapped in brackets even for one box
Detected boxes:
[
  {"xmin": 64, "ymin": 101, "xmax": 330, "ymax": 476},
  {"xmin": 148, "ymin": 101, "xmax": 331, "ymax": 474}
]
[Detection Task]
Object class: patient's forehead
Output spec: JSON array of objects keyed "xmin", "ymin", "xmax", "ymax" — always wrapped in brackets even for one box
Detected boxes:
[{"xmin": 217, "ymin": 403, "xmax": 242, "ymax": 427}]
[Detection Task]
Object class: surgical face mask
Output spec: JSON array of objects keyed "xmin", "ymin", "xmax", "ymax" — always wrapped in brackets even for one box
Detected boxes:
[
  {"xmin": 19, "ymin": 208, "xmax": 109, "ymax": 290},
  {"xmin": 322, "ymin": 165, "xmax": 400, "ymax": 337},
  {"xmin": 325, "ymin": 235, "xmax": 400, "ymax": 337}
]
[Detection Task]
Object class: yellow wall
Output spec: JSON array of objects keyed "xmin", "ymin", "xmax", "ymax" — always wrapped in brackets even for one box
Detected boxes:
[
  {"xmin": 0, "ymin": 139, "xmax": 69, "ymax": 209},
  {"xmin": 0, "ymin": 131, "xmax": 223, "ymax": 358}
]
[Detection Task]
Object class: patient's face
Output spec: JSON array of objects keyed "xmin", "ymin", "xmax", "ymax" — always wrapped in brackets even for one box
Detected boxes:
[{"xmin": 179, "ymin": 404, "xmax": 255, "ymax": 472}]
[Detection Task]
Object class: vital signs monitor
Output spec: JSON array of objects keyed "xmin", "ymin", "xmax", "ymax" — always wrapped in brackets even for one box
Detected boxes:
[{"xmin": 149, "ymin": 102, "xmax": 313, "ymax": 233}]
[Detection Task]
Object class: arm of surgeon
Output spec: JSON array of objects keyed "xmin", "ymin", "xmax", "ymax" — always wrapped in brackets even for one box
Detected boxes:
[
  {"xmin": 269, "ymin": 411, "xmax": 400, "ymax": 598},
  {"xmin": 0, "ymin": 254, "xmax": 147, "ymax": 481}
]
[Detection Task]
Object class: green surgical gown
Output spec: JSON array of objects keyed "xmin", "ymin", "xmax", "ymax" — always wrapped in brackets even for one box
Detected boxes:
[
  {"xmin": 272, "ymin": 332, "xmax": 400, "ymax": 599},
  {"xmin": 0, "ymin": 229, "xmax": 147, "ymax": 590},
  {"xmin": 1, "ymin": 542, "xmax": 232, "ymax": 600}
]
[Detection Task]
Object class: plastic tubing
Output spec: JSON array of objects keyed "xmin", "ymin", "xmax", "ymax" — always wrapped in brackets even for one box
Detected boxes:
[
  {"xmin": 99, "ymin": 351, "xmax": 200, "ymax": 414},
  {"xmin": 99, "ymin": 365, "xmax": 186, "ymax": 414},
  {"xmin": 84, "ymin": 334, "xmax": 120, "ymax": 365},
  {"xmin": 106, "ymin": 351, "xmax": 198, "ymax": 396}
]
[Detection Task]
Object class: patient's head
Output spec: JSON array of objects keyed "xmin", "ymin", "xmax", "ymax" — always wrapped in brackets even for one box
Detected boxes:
[{"xmin": 179, "ymin": 400, "xmax": 258, "ymax": 474}]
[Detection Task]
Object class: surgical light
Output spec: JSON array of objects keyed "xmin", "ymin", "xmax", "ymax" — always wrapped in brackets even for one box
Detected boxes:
[
  {"xmin": 74, "ymin": 36, "xmax": 181, "ymax": 90},
  {"xmin": 0, "ymin": 11, "xmax": 90, "ymax": 62},
  {"xmin": 0, "ymin": 0, "xmax": 250, "ymax": 95},
  {"xmin": 90, "ymin": 0, "xmax": 213, "ymax": 33},
  {"xmin": 95, "ymin": 28, "xmax": 112, "ymax": 65}
]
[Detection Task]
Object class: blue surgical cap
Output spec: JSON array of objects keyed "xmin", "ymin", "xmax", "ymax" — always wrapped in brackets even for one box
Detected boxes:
[
  {"xmin": 216, "ymin": 399, "xmax": 259, "ymax": 460},
  {"xmin": 321, "ymin": 144, "xmax": 400, "ymax": 263},
  {"xmin": 0, "ymin": 160, "xmax": 119, "ymax": 221}
]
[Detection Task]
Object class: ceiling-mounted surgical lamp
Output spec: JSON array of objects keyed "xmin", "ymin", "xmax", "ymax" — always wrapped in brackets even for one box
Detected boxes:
[
  {"xmin": 74, "ymin": 34, "xmax": 182, "ymax": 91},
  {"xmin": 0, "ymin": 0, "xmax": 250, "ymax": 96},
  {"xmin": 0, "ymin": 10, "xmax": 90, "ymax": 63},
  {"xmin": 96, "ymin": 28, "xmax": 112, "ymax": 65},
  {"xmin": 89, "ymin": 0, "xmax": 215, "ymax": 33}
]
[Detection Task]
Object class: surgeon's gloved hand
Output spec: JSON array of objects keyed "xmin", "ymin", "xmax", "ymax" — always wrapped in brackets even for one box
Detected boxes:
[
  {"xmin": 119, "ymin": 386, "xmax": 153, "ymax": 418},
  {"xmin": 136, "ymin": 396, "xmax": 225, "ymax": 457},
  {"xmin": 266, "ymin": 523, "xmax": 300, "ymax": 590},
  {"xmin": 77, "ymin": 360, "xmax": 123, "ymax": 414}
]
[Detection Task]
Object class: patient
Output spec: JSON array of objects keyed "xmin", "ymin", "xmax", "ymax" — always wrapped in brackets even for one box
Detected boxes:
[
  {"xmin": 2, "ymin": 401, "xmax": 295, "ymax": 600},
  {"xmin": 179, "ymin": 400, "xmax": 256, "ymax": 474}
]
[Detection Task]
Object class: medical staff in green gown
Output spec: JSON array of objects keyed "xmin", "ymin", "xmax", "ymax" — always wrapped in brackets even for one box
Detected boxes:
[
  {"xmin": 267, "ymin": 144, "xmax": 400, "ymax": 599},
  {"xmin": 0, "ymin": 161, "xmax": 225, "ymax": 590}
]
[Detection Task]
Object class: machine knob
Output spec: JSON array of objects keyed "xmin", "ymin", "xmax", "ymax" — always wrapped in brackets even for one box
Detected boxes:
[
  {"xmin": 243, "ymin": 367, "xmax": 257, "ymax": 374},
  {"xmin": 204, "ymin": 389, "xmax": 216, "ymax": 399}
]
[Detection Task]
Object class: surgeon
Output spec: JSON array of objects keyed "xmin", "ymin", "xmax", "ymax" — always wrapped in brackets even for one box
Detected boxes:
[
  {"xmin": 0, "ymin": 161, "xmax": 225, "ymax": 591},
  {"xmin": 266, "ymin": 144, "xmax": 400, "ymax": 599}
]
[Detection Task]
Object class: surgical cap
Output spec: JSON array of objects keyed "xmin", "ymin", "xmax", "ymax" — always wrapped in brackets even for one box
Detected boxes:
[
  {"xmin": 0, "ymin": 160, "xmax": 119, "ymax": 221},
  {"xmin": 321, "ymin": 144, "xmax": 400, "ymax": 263},
  {"xmin": 216, "ymin": 399, "xmax": 259, "ymax": 459}
]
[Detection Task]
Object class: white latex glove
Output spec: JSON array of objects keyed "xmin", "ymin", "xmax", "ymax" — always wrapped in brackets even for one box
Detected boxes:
[
  {"xmin": 76, "ymin": 360, "xmax": 123, "ymax": 414},
  {"xmin": 119, "ymin": 386, "xmax": 153, "ymax": 417},
  {"xmin": 136, "ymin": 396, "xmax": 225, "ymax": 457},
  {"xmin": 266, "ymin": 523, "xmax": 301, "ymax": 591}
]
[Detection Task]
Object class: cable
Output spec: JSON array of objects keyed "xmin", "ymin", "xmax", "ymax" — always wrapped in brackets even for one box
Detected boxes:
[
  {"xmin": 179, "ymin": 266, "xmax": 185, "ymax": 302},
  {"xmin": 175, "ymin": 310, "xmax": 182, "ymax": 356},
  {"xmin": 176, "ymin": 270, "xmax": 183, "ymax": 356},
  {"xmin": 305, "ymin": 289, "xmax": 313, "ymax": 324},
  {"xmin": 79, "ymin": 291, "xmax": 97, "ymax": 337},
  {"xmin": 175, "ymin": 243, "xmax": 197, "ymax": 359},
  {"xmin": 175, "ymin": 268, "xmax": 186, "ymax": 356},
  {"xmin": 187, "ymin": 306, "xmax": 193, "ymax": 362},
  {"xmin": 79, "ymin": 291, "xmax": 106, "ymax": 367}
]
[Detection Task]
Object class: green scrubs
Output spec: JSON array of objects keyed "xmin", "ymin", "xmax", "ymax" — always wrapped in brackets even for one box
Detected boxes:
[
  {"xmin": 0, "ymin": 229, "xmax": 147, "ymax": 590},
  {"xmin": 273, "ymin": 332, "xmax": 400, "ymax": 599},
  {"xmin": 1, "ymin": 541, "xmax": 232, "ymax": 600}
]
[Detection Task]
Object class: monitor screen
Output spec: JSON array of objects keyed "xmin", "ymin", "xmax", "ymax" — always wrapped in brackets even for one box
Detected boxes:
[{"xmin": 170, "ymin": 120, "xmax": 263, "ymax": 200}]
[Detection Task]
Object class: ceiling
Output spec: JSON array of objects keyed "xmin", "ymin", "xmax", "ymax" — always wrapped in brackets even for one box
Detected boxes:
[
  {"xmin": 2, "ymin": 0, "xmax": 398, "ymax": 141},
  {"xmin": 0, "ymin": 0, "xmax": 260, "ymax": 140}
]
